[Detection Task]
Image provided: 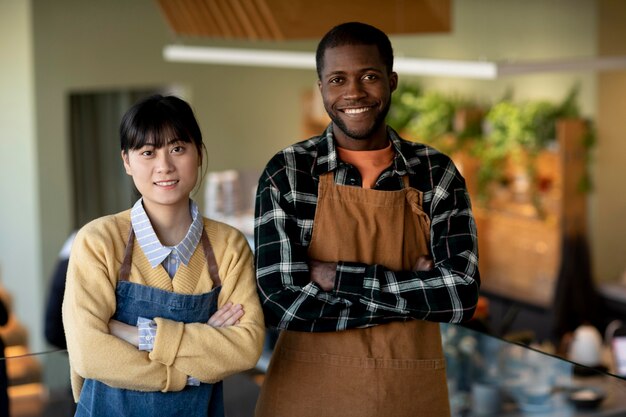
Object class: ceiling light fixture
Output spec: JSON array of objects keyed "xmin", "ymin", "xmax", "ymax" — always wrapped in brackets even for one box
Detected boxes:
[{"xmin": 163, "ymin": 45, "xmax": 626, "ymax": 80}]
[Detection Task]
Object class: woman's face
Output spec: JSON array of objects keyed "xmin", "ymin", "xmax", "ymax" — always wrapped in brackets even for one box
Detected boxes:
[{"xmin": 121, "ymin": 136, "xmax": 200, "ymax": 214}]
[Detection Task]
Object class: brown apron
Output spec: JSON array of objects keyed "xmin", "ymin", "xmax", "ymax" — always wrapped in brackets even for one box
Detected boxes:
[{"xmin": 256, "ymin": 172, "xmax": 450, "ymax": 417}]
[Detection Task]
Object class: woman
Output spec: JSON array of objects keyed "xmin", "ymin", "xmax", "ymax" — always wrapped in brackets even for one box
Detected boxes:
[{"xmin": 63, "ymin": 94, "xmax": 264, "ymax": 416}]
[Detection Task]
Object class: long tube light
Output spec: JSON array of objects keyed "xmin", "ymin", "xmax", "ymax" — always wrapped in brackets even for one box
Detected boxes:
[
  {"xmin": 164, "ymin": 45, "xmax": 315, "ymax": 70},
  {"xmin": 163, "ymin": 45, "xmax": 626, "ymax": 80}
]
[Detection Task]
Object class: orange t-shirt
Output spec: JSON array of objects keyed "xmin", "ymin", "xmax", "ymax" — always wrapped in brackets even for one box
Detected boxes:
[{"xmin": 336, "ymin": 142, "xmax": 395, "ymax": 189}]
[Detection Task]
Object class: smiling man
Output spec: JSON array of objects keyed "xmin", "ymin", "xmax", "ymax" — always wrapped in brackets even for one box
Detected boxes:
[{"xmin": 254, "ymin": 22, "xmax": 480, "ymax": 417}]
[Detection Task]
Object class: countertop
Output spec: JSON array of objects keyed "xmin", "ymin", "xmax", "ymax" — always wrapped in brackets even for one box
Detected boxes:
[{"xmin": 443, "ymin": 324, "xmax": 626, "ymax": 416}]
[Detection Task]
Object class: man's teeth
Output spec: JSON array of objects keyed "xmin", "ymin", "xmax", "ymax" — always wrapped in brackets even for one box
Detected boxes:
[
  {"xmin": 156, "ymin": 180, "xmax": 177, "ymax": 186},
  {"xmin": 344, "ymin": 107, "xmax": 370, "ymax": 114}
]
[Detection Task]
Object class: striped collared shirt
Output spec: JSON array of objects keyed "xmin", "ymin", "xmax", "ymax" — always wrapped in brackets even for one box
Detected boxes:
[
  {"xmin": 254, "ymin": 125, "xmax": 480, "ymax": 332},
  {"xmin": 131, "ymin": 198, "xmax": 203, "ymax": 385},
  {"xmin": 131, "ymin": 198, "xmax": 203, "ymax": 279}
]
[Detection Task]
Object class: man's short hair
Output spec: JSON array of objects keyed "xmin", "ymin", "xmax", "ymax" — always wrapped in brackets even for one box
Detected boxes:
[{"xmin": 315, "ymin": 22, "xmax": 394, "ymax": 79}]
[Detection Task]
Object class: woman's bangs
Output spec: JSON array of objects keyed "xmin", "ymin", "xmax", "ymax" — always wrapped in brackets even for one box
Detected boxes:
[{"xmin": 127, "ymin": 120, "xmax": 190, "ymax": 150}]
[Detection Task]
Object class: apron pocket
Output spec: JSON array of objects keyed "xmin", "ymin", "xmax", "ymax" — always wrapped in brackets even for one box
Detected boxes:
[{"xmin": 272, "ymin": 347, "xmax": 448, "ymax": 417}]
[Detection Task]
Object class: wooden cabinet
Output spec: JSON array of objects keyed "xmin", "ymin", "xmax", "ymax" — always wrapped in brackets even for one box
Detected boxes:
[{"xmin": 464, "ymin": 119, "xmax": 589, "ymax": 308}]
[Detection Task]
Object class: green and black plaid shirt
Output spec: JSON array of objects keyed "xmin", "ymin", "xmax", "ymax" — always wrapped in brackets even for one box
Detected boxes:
[{"xmin": 255, "ymin": 125, "xmax": 480, "ymax": 332}]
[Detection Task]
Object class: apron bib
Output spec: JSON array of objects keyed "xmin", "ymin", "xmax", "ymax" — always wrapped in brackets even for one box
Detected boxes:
[
  {"xmin": 256, "ymin": 173, "xmax": 450, "ymax": 417},
  {"xmin": 76, "ymin": 229, "xmax": 225, "ymax": 417}
]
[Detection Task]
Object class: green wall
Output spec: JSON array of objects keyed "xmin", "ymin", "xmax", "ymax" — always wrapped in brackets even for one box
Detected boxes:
[{"xmin": 0, "ymin": 0, "xmax": 44, "ymax": 351}]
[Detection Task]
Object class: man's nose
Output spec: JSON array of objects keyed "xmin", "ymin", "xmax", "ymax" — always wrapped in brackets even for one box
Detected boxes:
[{"xmin": 343, "ymin": 79, "xmax": 367, "ymax": 100}]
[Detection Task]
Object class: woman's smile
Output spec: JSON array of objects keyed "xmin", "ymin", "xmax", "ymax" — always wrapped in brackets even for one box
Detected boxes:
[{"xmin": 154, "ymin": 179, "xmax": 179, "ymax": 188}]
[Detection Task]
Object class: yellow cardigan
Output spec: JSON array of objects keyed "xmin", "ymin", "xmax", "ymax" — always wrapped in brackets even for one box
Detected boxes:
[{"xmin": 62, "ymin": 210, "xmax": 265, "ymax": 401}]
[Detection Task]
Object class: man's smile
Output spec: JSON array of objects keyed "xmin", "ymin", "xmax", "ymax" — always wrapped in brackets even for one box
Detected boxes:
[{"xmin": 342, "ymin": 106, "xmax": 372, "ymax": 114}]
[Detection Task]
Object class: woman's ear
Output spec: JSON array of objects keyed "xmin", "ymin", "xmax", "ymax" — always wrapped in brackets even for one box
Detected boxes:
[
  {"xmin": 198, "ymin": 145, "xmax": 205, "ymax": 167},
  {"xmin": 121, "ymin": 151, "xmax": 132, "ymax": 175}
]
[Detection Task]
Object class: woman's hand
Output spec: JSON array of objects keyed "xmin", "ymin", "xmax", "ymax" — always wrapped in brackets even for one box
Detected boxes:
[
  {"xmin": 109, "ymin": 319, "xmax": 139, "ymax": 347},
  {"xmin": 207, "ymin": 302, "xmax": 245, "ymax": 327}
]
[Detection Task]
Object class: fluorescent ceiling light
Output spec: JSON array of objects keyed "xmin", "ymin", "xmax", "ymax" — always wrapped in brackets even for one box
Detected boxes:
[
  {"xmin": 497, "ymin": 56, "xmax": 626, "ymax": 76},
  {"xmin": 163, "ymin": 45, "xmax": 626, "ymax": 80},
  {"xmin": 164, "ymin": 45, "xmax": 314, "ymax": 70},
  {"xmin": 393, "ymin": 57, "xmax": 496, "ymax": 79}
]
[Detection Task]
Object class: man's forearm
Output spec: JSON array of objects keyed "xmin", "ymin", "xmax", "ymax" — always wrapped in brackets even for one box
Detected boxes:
[
  {"xmin": 309, "ymin": 255, "xmax": 433, "ymax": 291},
  {"xmin": 333, "ymin": 255, "xmax": 479, "ymax": 323}
]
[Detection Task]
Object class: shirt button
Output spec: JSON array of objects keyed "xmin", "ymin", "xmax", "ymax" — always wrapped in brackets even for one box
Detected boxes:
[
  {"xmin": 349, "ymin": 178, "xmax": 356, "ymax": 184},
  {"xmin": 170, "ymin": 259, "xmax": 176, "ymax": 264}
]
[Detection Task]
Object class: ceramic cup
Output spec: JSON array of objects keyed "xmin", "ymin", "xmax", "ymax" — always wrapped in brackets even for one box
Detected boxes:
[{"xmin": 568, "ymin": 325, "xmax": 603, "ymax": 367}]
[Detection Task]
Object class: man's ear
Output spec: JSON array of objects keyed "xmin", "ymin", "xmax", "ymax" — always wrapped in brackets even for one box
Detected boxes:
[
  {"xmin": 317, "ymin": 79, "xmax": 322, "ymax": 92},
  {"xmin": 389, "ymin": 72, "xmax": 398, "ymax": 93},
  {"xmin": 121, "ymin": 151, "xmax": 132, "ymax": 175}
]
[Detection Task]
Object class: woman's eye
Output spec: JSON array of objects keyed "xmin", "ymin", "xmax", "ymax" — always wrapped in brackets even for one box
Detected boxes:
[
  {"xmin": 171, "ymin": 146, "xmax": 185, "ymax": 153},
  {"xmin": 141, "ymin": 150, "xmax": 153, "ymax": 157}
]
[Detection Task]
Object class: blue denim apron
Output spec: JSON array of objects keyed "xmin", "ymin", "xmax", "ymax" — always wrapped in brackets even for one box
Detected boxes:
[{"xmin": 76, "ymin": 229, "xmax": 225, "ymax": 417}]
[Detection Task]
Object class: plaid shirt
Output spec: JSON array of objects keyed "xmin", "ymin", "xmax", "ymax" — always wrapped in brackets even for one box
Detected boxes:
[{"xmin": 255, "ymin": 125, "xmax": 480, "ymax": 332}]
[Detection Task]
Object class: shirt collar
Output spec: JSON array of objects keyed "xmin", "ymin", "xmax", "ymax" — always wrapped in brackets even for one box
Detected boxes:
[
  {"xmin": 130, "ymin": 198, "xmax": 203, "ymax": 268},
  {"xmin": 312, "ymin": 124, "xmax": 417, "ymax": 177}
]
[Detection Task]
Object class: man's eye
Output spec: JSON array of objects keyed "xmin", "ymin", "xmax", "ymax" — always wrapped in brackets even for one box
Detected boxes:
[
  {"xmin": 363, "ymin": 74, "xmax": 378, "ymax": 80},
  {"xmin": 329, "ymin": 78, "xmax": 343, "ymax": 84}
]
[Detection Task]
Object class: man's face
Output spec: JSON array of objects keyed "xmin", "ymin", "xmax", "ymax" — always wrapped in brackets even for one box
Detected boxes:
[{"xmin": 318, "ymin": 44, "xmax": 397, "ymax": 145}]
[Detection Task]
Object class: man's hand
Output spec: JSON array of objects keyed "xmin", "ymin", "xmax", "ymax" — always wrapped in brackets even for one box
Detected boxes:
[
  {"xmin": 208, "ymin": 302, "xmax": 245, "ymax": 327},
  {"xmin": 413, "ymin": 255, "xmax": 434, "ymax": 272},
  {"xmin": 309, "ymin": 259, "xmax": 337, "ymax": 291},
  {"xmin": 109, "ymin": 319, "xmax": 139, "ymax": 347}
]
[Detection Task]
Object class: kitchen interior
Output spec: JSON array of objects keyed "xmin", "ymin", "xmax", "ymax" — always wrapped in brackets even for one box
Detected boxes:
[{"xmin": 1, "ymin": 0, "xmax": 626, "ymax": 416}]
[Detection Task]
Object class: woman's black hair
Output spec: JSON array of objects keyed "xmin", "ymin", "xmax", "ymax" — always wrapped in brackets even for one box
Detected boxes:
[
  {"xmin": 120, "ymin": 94, "xmax": 203, "ymax": 155},
  {"xmin": 315, "ymin": 22, "xmax": 394, "ymax": 79}
]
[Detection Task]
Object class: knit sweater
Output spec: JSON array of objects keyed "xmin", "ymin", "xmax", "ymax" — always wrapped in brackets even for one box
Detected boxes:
[{"xmin": 62, "ymin": 210, "xmax": 265, "ymax": 401}]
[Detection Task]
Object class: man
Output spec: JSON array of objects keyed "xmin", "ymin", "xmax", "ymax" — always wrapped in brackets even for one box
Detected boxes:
[{"xmin": 254, "ymin": 22, "xmax": 480, "ymax": 417}]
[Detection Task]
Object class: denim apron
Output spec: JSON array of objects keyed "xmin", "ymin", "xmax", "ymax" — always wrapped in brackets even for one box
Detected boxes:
[
  {"xmin": 76, "ymin": 228, "xmax": 225, "ymax": 417},
  {"xmin": 256, "ymin": 173, "xmax": 450, "ymax": 417}
]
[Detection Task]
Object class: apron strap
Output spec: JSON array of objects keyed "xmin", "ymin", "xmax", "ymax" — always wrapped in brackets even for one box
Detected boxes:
[
  {"xmin": 201, "ymin": 230, "xmax": 222, "ymax": 287},
  {"xmin": 402, "ymin": 175, "xmax": 410, "ymax": 188},
  {"xmin": 118, "ymin": 228, "xmax": 135, "ymax": 282}
]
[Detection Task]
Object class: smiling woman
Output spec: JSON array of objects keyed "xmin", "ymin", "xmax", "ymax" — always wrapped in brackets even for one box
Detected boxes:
[{"xmin": 62, "ymin": 95, "xmax": 265, "ymax": 417}]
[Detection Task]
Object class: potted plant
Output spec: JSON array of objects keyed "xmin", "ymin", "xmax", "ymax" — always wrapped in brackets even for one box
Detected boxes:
[{"xmin": 476, "ymin": 86, "xmax": 582, "ymax": 214}]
